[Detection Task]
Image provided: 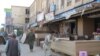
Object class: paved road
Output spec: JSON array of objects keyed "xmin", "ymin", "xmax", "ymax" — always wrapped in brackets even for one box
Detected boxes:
[{"xmin": 0, "ymin": 44, "xmax": 63, "ymax": 56}]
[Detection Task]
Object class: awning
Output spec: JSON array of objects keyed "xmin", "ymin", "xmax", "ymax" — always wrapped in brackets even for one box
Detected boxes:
[
  {"xmin": 71, "ymin": 3, "xmax": 100, "ymax": 18},
  {"xmin": 30, "ymin": 23, "xmax": 38, "ymax": 28},
  {"xmin": 43, "ymin": 10, "xmax": 77, "ymax": 24},
  {"xmin": 65, "ymin": 19, "xmax": 76, "ymax": 22}
]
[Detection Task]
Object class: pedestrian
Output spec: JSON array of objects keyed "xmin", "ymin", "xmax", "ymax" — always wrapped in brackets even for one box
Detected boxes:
[
  {"xmin": 5, "ymin": 33, "xmax": 20, "ymax": 56},
  {"xmin": 43, "ymin": 33, "xmax": 52, "ymax": 56},
  {"xmin": 26, "ymin": 28, "xmax": 35, "ymax": 52}
]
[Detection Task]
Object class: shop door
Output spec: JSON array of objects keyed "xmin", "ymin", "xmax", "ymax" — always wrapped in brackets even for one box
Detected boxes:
[
  {"xmin": 70, "ymin": 22, "xmax": 76, "ymax": 34},
  {"xmin": 95, "ymin": 18, "xmax": 100, "ymax": 32}
]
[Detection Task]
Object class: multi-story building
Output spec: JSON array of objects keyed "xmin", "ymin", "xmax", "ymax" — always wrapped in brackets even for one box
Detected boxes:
[
  {"xmin": 11, "ymin": 6, "xmax": 30, "ymax": 35},
  {"xmin": 29, "ymin": 0, "xmax": 100, "ymax": 37},
  {"xmin": 4, "ymin": 8, "xmax": 13, "ymax": 33},
  {"xmin": 40, "ymin": 0, "xmax": 100, "ymax": 56}
]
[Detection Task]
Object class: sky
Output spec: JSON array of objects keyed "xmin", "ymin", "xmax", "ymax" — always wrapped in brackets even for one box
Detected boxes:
[{"xmin": 0, "ymin": 0, "xmax": 34, "ymax": 28}]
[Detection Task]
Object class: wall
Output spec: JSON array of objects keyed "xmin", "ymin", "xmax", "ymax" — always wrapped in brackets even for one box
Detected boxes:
[
  {"xmin": 30, "ymin": 0, "xmax": 36, "ymax": 23},
  {"xmin": 83, "ymin": 0, "xmax": 94, "ymax": 4},
  {"xmin": 36, "ymin": 0, "xmax": 42, "ymax": 13},
  {"xmin": 77, "ymin": 17, "xmax": 95, "ymax": 36},
  {"xmin": 55, "ymin": 0, "xmax": 94, "ymax": 15},
  {"xmin": 77, "ymin": 17, "xmax": 84, "ymax": 36},
  {"xmin": 12, "ymin": 6, "xmax": 27, "ymax": 26},
  {"xmin": 83, "ymin": 18, "xmax": 94, "ymax": 36}
]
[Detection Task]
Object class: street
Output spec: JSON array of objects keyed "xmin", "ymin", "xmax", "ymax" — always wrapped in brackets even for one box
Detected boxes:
[{"xmin": 0, "ymin": 43, "xmax": 63, "ymax": 56}]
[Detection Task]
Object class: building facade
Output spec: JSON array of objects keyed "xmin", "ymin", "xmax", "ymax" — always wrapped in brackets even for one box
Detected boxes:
[
  {"xmin": 30, "ymin": 0, "xmax": 100, "ymax": 37},
  {"xmin": 4, "ymin": 8, "xmax": 13, "ymax": 33},
  {"xmin": 11, "ymin": 6, "xmax": 30, "ymax": 35}
]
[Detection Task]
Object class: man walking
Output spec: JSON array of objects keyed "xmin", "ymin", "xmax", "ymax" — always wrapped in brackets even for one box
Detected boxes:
[
  {"xmin": 27, "ymin": 28, "xmax": 35, "ymax": 52},
  {"xmin": 43, "ymin": 34, "xmax": 52, "ymax": 56},
  {"xmin": 5, "ymin": 33, "xmax": 20, "ymax": 56}
]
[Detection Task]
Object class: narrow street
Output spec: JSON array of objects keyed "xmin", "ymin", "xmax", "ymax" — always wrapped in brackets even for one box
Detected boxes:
[{"xmin": 0, "ymin": 43, "xmax": 63, "ymax": 56}]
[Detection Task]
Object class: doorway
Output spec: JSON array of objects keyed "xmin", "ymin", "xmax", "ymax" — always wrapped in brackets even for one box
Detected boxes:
[{"xmin": 70, "ymin": 22, "xmax": 76, "ymax": 34}]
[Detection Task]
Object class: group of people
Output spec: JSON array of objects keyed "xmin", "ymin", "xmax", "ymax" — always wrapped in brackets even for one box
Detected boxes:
[
  {"xmin": 4, "ymin": 28, "xmax": 53, "ymax": 56},
  {"xmin": 5, "ymin": 28, "xmax": 36, "ymax": 56}
]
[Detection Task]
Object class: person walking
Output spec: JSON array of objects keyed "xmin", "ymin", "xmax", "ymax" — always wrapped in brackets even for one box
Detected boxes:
[
  {"xmin": 43, "ymin": 34, "xmax": 52, "ymax": 56},
  {"xmin": 5, "ymin": 33, "xmax": 20, "ymax": 56},
  {"xmin": 26, "ymin": 28, "xmax": 35, "ymax": 52}
]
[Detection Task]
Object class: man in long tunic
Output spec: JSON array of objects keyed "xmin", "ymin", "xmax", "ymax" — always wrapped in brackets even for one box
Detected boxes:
[
  {"xmin": 43, "ymin": 34, "xmax": 52, "ymax": 56},
  {"xmin": 27, "ymin": 29, "xmax": 35, "ymax": 52},
  {"xmin": 5, "ymin": 34, "xmax": 20, "ymax": 56}
]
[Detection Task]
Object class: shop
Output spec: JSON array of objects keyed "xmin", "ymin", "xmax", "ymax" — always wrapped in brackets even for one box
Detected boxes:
[
  {"xmin": 50, "ymin": 1, "xmax": 100, "ymax": 56},
  {"xmin": 72, "ymin": 3, "xmax": 100, "ymax": 38}
]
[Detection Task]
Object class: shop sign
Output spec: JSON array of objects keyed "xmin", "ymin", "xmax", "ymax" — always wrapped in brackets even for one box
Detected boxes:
[
  {"xmin": 37, "ymin": 12, "xmax": 44, "ymax": 22},
  {"xmin": 45, "ymin": 12, "xmax": 54, "ymax": 22},
  {"xmin": 50, "ymin": 3, "xmax": 56, "ymax": 12}
]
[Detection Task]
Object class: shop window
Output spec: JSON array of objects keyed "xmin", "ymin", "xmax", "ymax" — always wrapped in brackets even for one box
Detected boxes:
[
  {"xmin": 75, "ymin": 0, "xmax": 81, "ymax": 3},
  {"xmin": 67, "ymin": 0, "xmax": 72, "ymax": 6}
]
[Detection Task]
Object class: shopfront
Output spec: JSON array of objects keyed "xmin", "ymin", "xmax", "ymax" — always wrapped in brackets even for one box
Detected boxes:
[{"xmin": 50, "ymin": 1, "xmax": 100, "ymax": 56}]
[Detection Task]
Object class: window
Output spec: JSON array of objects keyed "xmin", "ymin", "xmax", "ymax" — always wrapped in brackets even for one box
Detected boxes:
[
  {"xmin": 26, "ymin": 9, "xmax": 30, "ymax": 14},
  {"xmin": 25, "ymin": 18, "xmax": 29, "ymax": 23},
  {"xmin": 67, "ymin": 0, "xmax": 72, "ymax": 6},
  {"xmin": 75, "ymin": 0, "xmax": 81, "ymax": 3}
]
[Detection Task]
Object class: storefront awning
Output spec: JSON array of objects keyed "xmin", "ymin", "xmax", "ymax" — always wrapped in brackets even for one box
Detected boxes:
[
  {"xmin": 30, "ymin": 23, "xmax": 38, "ymax": 28},
  {"xmin": 44, "ymin": 10, "xmax": 77, "ymax": 24},
  {"xmin": 71, "ymin": 3, "xmax": 100, "ymax": 18}
]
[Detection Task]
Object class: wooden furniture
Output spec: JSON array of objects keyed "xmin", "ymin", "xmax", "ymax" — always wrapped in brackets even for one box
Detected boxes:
[{"xmin": 51, "ymin": 40, "xmax": 100, "ymax": 56}]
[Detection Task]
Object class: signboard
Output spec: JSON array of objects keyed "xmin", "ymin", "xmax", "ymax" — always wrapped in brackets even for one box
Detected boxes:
[
  {"xmin": 79, "ymin": 51, "xmax": 88, "ymax": 56},
  {"xmin": 45, "ymin": 12, "xmax": 54, "ymax": 22},
  {"xmin": 50, "ymin": 3, "xmax": 56, "ymax": 12},
  {"xmin": 37, "ymin": 12, "xmax": 44, "ymax": 22}
]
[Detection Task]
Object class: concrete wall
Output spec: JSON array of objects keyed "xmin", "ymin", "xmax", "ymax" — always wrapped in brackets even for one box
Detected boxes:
[
  {"xmin": 12, "ymin": 6, "xmax": 27, "ymax": 26},
  {"xmin": 30, "ymin": 0, "xmax": 36, "ymax": 23},
  {"xmin": 36, "ymin": 0, "xmax": 42, "ymax": 13},
  {"xmin": 83, "ymin": 0, "xmax": 94, "ymax": 4},
  {"xmin": 55, "ymin": 0, "xmax": 94, "ymax": 14}
]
